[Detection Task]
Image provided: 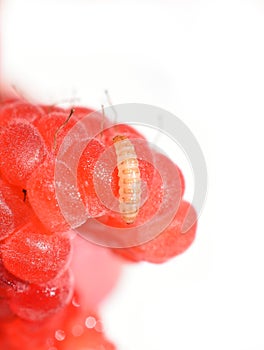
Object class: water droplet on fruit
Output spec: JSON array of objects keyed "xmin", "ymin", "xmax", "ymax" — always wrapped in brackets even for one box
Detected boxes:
[
  {"xmin": 72, "ymin": 295, "xmax": 80, "ymax": 308},
  {"xmin": 85, "ymin": 316, "xmax": 96, "ymax": 329},
  {"xmin": 95, "ymin": 320, "xmax": 104, "ymax": 333},
  {"xmin": 55, "ymin": 329, "xmax": 66, "ymax": 341}
]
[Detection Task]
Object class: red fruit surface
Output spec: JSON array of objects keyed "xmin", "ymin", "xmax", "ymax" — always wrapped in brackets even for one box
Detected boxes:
[
  {"xmin": 0, "ymin": 258, "xmax": 27, "ymax": 299},
  {"xmin": 112, "ymin": 200, "xmax": 197, "ymax": 263},
  {"xmin": 34, "ymin": 106, "xmax": 101, "ymax": 153},
  {"xmin": 0, "ymin": 265, "xmax": 10, "ymax": 298},
  {"xmin": 0, "ymin": 199, "xmax": 14, "ymax": 241},
  {"xmin": 0, "ymin": 314, "xmax": 59, "ymax": 350},
  {"xmin": 77, "ymin": 138, "xmax": 108, "ymax": 218},
  {"xmin": 0, "ymin": 178, "xmax": 31, "ymax": 241},
  {"xmin": 8, "ymin": 270, "xmax": 74, "ymax": 322},
  {"xmin": 0, "ymin": 318, "xmax": 46, "ymax": 350},
  {"xmin": 0, "ymin": 120, "xmax": 47, "ymax": 187},
  {"xmin": 0, "ymin": 299, "xmax": 15, "ymax": 321},
  {"xmin": 0, "ymin": 221, "xmax": 72, "ymax": 284},
  {"xmin": 35, "ymin": 111, "xmax": 77, "ymax": 152},
  {"xmin": 27, "ymin": 155, "xmax": 71, "ymax": 232},
  {"xmin": 0, "ymin": 100, "xmax": 44, "ymax": 127}
]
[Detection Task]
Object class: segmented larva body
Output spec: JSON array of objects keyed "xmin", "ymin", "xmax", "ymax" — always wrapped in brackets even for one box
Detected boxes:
[{"xmin": 113, "ymin": 135, "xmax": 141, "ymax": 224}]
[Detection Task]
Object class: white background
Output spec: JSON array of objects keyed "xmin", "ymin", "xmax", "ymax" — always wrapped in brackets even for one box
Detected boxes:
[{"xmin": 2, "ymin": 1, "xmax": 264, "ymax": 349}]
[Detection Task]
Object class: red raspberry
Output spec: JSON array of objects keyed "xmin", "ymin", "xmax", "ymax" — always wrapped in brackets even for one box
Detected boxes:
[
  {"xmin": 0, "ymin": 221, "xmax": 72, "ymax": 284},
  {"xmin": 0, "ymin": 299, "xmax": 15, "ymax": 322},
  {"xmin": 8, "ymin": 270, "xmax": 74, "ymax": 322},
  {"xmin": 27, "ymin": 155, "xmax": 71, "ymax": 232},
  {"xmin": 0, "ymin": 257, "xmax": 27, "ymax": 298},
  {"xmin": 0, "ymin": 96, "xmax": 196, "ymax": 350},
  {"xmin": 112, "ymin": 200, "xmax": 197, "ymax": 263},
  {"xmin": 35, "ymin": 110, "xmax": 77, "ymax": 152},
  {"xmin": 0, "ymin": 121, "xmax": 47, "ymax": 187},
  {"xmin": 0, "ymin": 178, "xmax": 31, "ymax": 241},
  {"xmin": 77, "ymin": 138, "xmax": 109, "ymax": 218},
  {"xmin": 34, "ymin": 106, "xmax": 102, "ymax": 153},
  {"xmin": 0, "ymin": 100, "xmax": 44, "ymax": 127}
]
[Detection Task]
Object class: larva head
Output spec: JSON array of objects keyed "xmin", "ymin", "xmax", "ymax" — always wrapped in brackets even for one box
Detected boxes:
[{"xmin": 113, "ymin": 135, "xmax": 127, "ymax": 143}]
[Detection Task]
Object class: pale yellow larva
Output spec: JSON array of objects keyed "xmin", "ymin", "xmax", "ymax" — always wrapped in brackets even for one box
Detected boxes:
[{"xmin": 113, "ymin": 135, "xmax": 141, "ymax": 224}]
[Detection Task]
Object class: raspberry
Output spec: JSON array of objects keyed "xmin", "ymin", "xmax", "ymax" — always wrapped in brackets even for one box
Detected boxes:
[
  {"xmin": 0, "ymin": 96, "xmax": 196, "ymax": 350},
  {"xmin": 77, "ymin": 138, "xmax": 109, "ymax": 218},
  {"xmin": 27, "ymin": 155, "xmax": 71, "ymax": 232},
  {"xmin": 0, "ymin": 101, "xmax": 44, "ymax": 127},
  {"xmin": 0, "ymin": 178, "xmax": 31, "ymax": 241},
  {"xmin": 0, "ymin": 258, "xmax": 27, "ymax": 299},
  {"xmin": 112, "ymin": 200, "xmax": 197, "ymax": 263},
  {"xmin": 0, "ymin": 121, "xmax": 47, "ymax": 187},
  {"xmin": 0, "ymin": 221, "xmax": 72, "ymax": 284},
  {"xmin": 0, "ymin": 201, "xmax": 14, "ymax": 241},
  {"xmin": 34, "ymin": 106, "xmax": 100, "ymax": 153},
  {"xmin": 0, "ymin": 299, "xmax": 15, "ymax": 322},
  {"xmin": 8, "ymin": 270, "xmax": 74, "ymax": 322},
  {"xmin": 35, "ymin": 111, "xmax": 77, "ymax": 152},
  {"xmin": 0, "ymin": 260, "xmax": 12, "ymax": 298}
]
